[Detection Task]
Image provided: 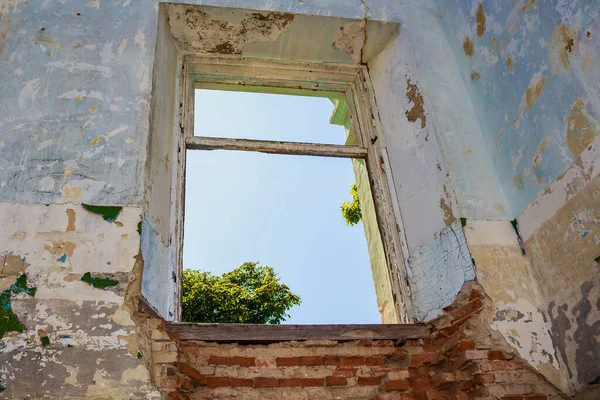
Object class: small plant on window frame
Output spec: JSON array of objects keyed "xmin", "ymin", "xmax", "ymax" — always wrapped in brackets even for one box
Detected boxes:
[{"xmin": 341, "ymin": 183, "xmax": 362, "ymax": 226}]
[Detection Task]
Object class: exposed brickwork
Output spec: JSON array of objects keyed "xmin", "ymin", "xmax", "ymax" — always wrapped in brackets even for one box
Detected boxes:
[{"xmin": 136, "ymin": 283, "xmax": 565, "ymax": 399}]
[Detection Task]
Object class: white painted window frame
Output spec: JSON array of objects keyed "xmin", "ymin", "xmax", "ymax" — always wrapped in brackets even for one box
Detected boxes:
[{"xmin": 173, "ymin": 55, "xmax": 413, "ymax": 324}]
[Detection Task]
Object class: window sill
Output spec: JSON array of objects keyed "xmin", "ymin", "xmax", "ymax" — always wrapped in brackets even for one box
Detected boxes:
[{"xmin": 165, "ymin": 322, "xmax": 429, "ymax": 343}]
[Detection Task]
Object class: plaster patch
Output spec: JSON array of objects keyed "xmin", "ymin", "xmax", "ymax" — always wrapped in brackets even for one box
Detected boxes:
[
  {"xmin": 61, "ymin": 179, "xmax": 105, "ymax": 202},
  {"xmin": 117, "ymin": 39, "xmax": 126, "ymax": 56},
  {"xmin": 332, "ymin": 20, "xmax": 365, "ymax": 64},
  {"xmin": 0, "ymin": 14, "xmax": 10, "ymax": 54},
  {"xmin": 549, "ymin": 24, "xmax": 578, "ymax": 75},
  {"xmin": 476, "ymin": 3, "xmax": 485, "ymax": 37},
  {"xmin": 58, "ymin": 89, "xmax": 104, "ymax": 101},
  {"xmin": 140, "ymin": 217, "xmax": 176, "ymax": 320},
  {"xmin": 513, "ymin": 72, "xmax": 546, "ymax": 128},
  {"xmin": 506, "ymin": 55, "xmax": 514, "ymax": 70},
  {"xmin": 38, "ymin": 176, "xmax": 55, "ymax": 192},
  {"xmin": 566, "ymin": 98, "xmax": 599, "ymax": 158},
  {"xmin": 0, "ymin": 0, "xmax": 26, "ymax": 14},
  {"xmin": 408, "ymin": 221, "xmax": 475, "ymax": 321},
  {"xmin": 492, "ymin": 298, "xmax": 559, "ymax": 370},
  {"xmin": 17, "ymin": 79, "xmax": 39, "ymax": 108},
  {"xmin": 518, "ymin": 134, "xmax": 600, "ymax": 241},
  {"xmin": 405, "ymin": 78, "xmax": 426, "ymax": 129},
  {"xmin": 463, "ymin": 36, "xmax": 474, "ymax": 56},
  {"xmin": 47, "ymin": 61, "xmax": 112, "ymax": 77},
  {"xmin": 168, "ymin": 5, "xmax": 294, "ymax": 55}
]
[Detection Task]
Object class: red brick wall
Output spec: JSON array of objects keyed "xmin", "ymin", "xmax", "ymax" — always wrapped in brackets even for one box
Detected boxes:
[{"xmin": 136, "ymin": 283, "xmax": 565, "ymax": 399}]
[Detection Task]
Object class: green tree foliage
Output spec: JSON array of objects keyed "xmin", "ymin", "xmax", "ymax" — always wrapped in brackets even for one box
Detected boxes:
[
  {"xmin": 341, "ymin": 183, "xmax": 362, "ymax": 226},
  {"xmin": 182, "ymin": 262, "xmax": 301, "ymax": 324}
]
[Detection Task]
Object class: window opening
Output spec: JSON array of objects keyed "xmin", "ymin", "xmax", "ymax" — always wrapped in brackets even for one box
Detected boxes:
[
  {"xmin": 182, "ymin": 88, "xmax": 391, "ymax": 324},
  {"xmin": 172, "ymin": 58, "xmax": 411, "ymax": 326}
]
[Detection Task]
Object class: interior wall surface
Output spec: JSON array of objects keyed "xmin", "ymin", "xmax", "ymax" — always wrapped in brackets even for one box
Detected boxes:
[
  {"xmin": 1, "ymin": 0, "xmax": 596, "ymax": 398},
  {"xmin": 0, "ymin": 0, "xmax": 162, "ymax": 397},
  {"xmin": 436, "ymin": 0, "xmax": 600, "ymax": 219},
  {"xmin": 435, "ymin": 0, "xmax": 600, "ymax": 395},
  {"xmin": 0, "ymin": 1, "xmax": 429, "ymax": 396}
]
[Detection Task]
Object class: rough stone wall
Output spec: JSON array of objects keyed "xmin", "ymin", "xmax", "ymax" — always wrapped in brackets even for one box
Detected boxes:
[{"xmin": 143, "ymin": 283, "xmax": 564, "ymax": 399}]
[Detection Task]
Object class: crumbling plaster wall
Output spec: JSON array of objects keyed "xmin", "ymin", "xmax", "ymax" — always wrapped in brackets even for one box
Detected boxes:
[
  {"xmin": 436, "ymin": 0, "xmax": 600, "ymax": 395},
  {"xmin": 1, "ymin": 0, "xmax": 592, "ymax": 397},
  {"xmin": 0, "ymin": 0, "xmax": 162, "ymax": 396},
  {"xmin": 437, "ymin": 0, "xmax": 600, "ymax": 218}
]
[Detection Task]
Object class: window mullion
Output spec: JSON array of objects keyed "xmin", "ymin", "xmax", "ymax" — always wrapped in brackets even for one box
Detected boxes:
[{"xmin": 186, "ymin": 136, "xmax": 368, "ymax": 159}]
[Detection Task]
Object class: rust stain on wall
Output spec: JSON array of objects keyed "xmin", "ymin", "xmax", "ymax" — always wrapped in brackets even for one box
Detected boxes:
[
  {"xmin": 168, "ymin": 5, "xmax": 294, "ymax": 55},
  {"xmin": 519, "ymin": 0, "xmax": 537, "ymax": 12},
  {"xmin": 506, "ymin": 56, "xmax": 514, "ymax": 70},
  {"xmin": 549, "ymin": 25, "xmax": 578, "ymax": 75},
  {"xmin": 0, "ymin": 15, "xmax": 10, "ymax": 54},
  {"xmin": 476, "ymin": 4, "xmax": 486, "ymax": 37},
  {"xmin": 513, "ymin": 174, "xmax": 524, "ymax": 190},
  {"xmin": 491, "ymin": 35, "xmax": 498, "ymax": 51},
  {"xmin": 439, "ymin": 184, "xmax": 456, "ymax": 226},
  {"xmin": 463, "ymin": 36, "xmax": 474, "ymax": 56},
  {"xmin": 514, "ymin": 73, "xmax": 546, "ymax": 128},
  {"xmin": 525, "ymin": 76, "xmax": 546, "ymax": 109},
  {"xmin": 66, "ymin": 208, "xmax": 76, "ymax": 231},
  {"xmin": 470, "ymin": 72, "xmax": 481, "ymax": 81},
  {"xmin": 532, "ymin": 138, "xmax": 549, "ymax": 168},
  {"xmin": 28, "ymin": 36, "xmax": 62, "ymax": 50},
  {"xmin": 405, "ymin": 79, "xmax": 426, "ymax": 129},
  {"xmin": 566, "ymin": 98, "xmax": 599, "ymax": 158},
  {"xmin": 582, "ymin": 52, "xmax": 596, "ymax": 73}
]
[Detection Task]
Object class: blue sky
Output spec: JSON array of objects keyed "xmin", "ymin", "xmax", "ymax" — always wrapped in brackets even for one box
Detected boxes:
[{"xmin": 183, "ymin": 89, "xmax": 380, "ymax": 324}]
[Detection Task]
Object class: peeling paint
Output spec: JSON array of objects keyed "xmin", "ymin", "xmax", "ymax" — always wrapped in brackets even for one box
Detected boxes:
[
  {"xmin": 0, "ymin": 274, "xmax": 36, "ymax": 339},
  {"xmin": 506, "ymin": 55, "xmax": 514, "ymax": 70},
  {"xmin": 332, "ymin": 20, "xmax": 365, "ymax": 64},
  {"xmin": 405, "ymin": 78, "xmax": 426, "ymax": 129},
  {"xmin": 476, "ymin": 4, "xmax": 485, "ymax": 37},
  {"xmin": 513, "ymin": 72, "xmax": 546, "ymax": 128},
  {"xmin": 549, "ymin": 24, "xmax": 578, "ymax": 75},
  {"xmin": 0, "ymin": 14, "xmax": 10, "ymax": 54},
  {"xmin": 566, "ymin": 99, "xmax": 599, "ymax": 158},
  {"xmin": 168, "ymin": 5, "xmax": 294, "ymax": 55},
  {"xmin": 408, "ymin": 221, "xmax": 475, "ymax": 321},
  {"xmin": 463, "ymin": 36, "xmax": 474, "ymax": 56},
  {"xmin": 519, "ymin": 0, "xmax": 537, "ymax": 12},
  {"xmin": 82, "ymin": 204, "xmax": 122, "ymax": 223},
  {"xmin": 81, "ymin": 272, "xmax": 119, "ymax": 289}
]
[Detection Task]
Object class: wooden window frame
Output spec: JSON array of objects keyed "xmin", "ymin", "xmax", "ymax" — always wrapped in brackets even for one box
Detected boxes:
[{"xmin": 171, "ymin": 55, "xmax": 415, "ymax": 335}]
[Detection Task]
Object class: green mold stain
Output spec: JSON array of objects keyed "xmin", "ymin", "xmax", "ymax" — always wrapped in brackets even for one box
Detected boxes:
[
  {"xmin": 40, "ymin": 336, "xmax": 50, "ymax": 346},
  {"xmin": 0, "ymin": 381, "xmax": 5, "ymax": 392},
  {"xmin": 137, "ymin": 351, "xmax": 143, "ymax": 359},
  {"xmin": 0, "ymin": 274, "xmax": 36, "ymax": 340},
  {"xmin": 81, "ymin": 204, "xmax": 122, "ymax": 223},
  {"xmin": 137, "ymin": 221, "xmax": 142, "ymax": 236},
  {"xmin": 81, "ymin": 272, "xmax": 119, "ymax": 289},
  {"xmin": 595, "ymin": 255, "xmax": 600, "ymax": 264},
  {"xmin": 460, "ymin": 217, "xmax": 467, "ymax": 227}
]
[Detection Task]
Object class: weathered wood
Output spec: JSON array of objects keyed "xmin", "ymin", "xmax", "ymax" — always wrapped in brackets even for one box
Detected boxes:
[
  {"xmin": 186, "ymin": 136, "xmax": 368, "ymax": 159},
  {"xmin": 166, "ymin": 323, "xmax": 429, "ymax": 343}
]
